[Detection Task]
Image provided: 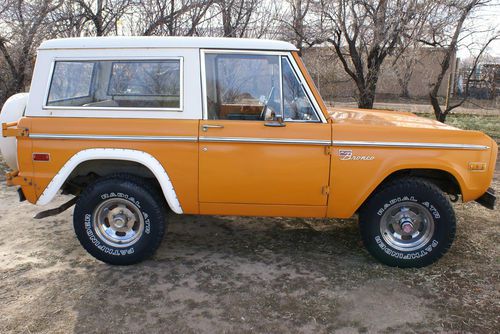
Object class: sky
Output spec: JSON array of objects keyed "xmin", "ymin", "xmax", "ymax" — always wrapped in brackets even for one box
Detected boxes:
[{"xmin": 457, "ymin": 2, "xmax": 500, "ymax": 58}]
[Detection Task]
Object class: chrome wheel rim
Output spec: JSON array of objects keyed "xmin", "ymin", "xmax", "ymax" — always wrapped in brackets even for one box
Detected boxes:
[
  {"xmin": 93, "ymin": 198, "xmax": 144, "ymax": 248},
  {"xmin": 380, "ymin": 202, "xmax": 435, "ymax": 252}
]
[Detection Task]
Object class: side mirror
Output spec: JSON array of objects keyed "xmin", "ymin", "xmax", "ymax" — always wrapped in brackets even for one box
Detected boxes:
[{"xmin": 264, "ymin": 114, "xmax": 286, "ymax": 127}]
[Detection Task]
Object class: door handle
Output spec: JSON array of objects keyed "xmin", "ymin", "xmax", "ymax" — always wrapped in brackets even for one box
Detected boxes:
[
  {"xmin": 202, "ymin": 124, "xmax": 224, "ymax": 132},
  {"xmin": 264, "ymin": 116, "xmax": 286, "ymax": 127},
  {"xmin": 264, "ymin": 121, "xmax": 286, "ymax": 127}
]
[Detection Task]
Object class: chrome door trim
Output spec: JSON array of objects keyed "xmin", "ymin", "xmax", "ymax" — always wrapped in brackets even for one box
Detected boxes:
[
  {"xmin": 28, "ymin": 134, "xmax": 488, "ymax": 150},
  {"xmin": 199, "ymin": 136, "xmax": 331, "ymax": 145},
  {"xmin": 332, "ymin": 140, "xmax": 490, "ymax": 150},
  {"xmin": 29, "ymin": 133, "xmax": 198, "ymax": 142}
]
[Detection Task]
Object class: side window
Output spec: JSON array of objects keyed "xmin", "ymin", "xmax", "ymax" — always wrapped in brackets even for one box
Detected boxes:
[
  {"xmin": 46, "ymin": 59, "xmax": 181, "ymax": 109},
  {"xmin": 282, "ymin": 57, "xmax": 319, "ymax": 121},
  {"xmin": 205, "ymin": 54, "xmax": 281, "ymax": 120},
  {"xmin": 47, "ymin": 62, "xmax": 94, "ymax": 102}
]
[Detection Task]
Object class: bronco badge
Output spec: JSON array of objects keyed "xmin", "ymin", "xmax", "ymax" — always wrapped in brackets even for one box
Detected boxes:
[{"xmin": 339, "ymin": 149, "xmax": 375, "ymax": 161}]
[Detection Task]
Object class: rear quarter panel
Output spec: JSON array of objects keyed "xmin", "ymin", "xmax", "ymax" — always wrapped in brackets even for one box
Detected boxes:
[{"xmin": 27, "ymin": 118, "xmax": 200, "ymax": 214}]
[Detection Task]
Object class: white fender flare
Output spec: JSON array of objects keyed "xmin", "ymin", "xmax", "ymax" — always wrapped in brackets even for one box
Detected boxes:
[{"xmin": 36, "ymin": 148, "xmax": 183, "ymax": 214}]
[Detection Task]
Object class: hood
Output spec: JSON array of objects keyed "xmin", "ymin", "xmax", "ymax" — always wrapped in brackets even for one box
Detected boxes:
[
  {"xmin": 328, "ymin": 107, "xmax": 457, "ymax": 130},
  {"xmin": 328, "ymin": 107, "xmax": 493, "ymax": 149}
]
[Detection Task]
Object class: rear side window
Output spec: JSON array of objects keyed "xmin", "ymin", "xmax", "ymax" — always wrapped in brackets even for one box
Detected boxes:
[
  {"xmin": 47, "ymin": 62, "xmax": 94, "ymax": 101},
  {"xmin": 46, "ymin": 59, "xmax": 182, "ymax": 110}
]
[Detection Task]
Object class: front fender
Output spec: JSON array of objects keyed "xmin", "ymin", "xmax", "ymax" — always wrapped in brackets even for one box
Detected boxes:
[{"xmin": 327, "ymin": 145, "xmax": 492, "ymax": 218}]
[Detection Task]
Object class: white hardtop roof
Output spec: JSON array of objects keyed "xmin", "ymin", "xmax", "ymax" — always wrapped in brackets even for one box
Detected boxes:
[{"xmin": 39, "ymin": 36, "xmax": 298, "ymax": 51}]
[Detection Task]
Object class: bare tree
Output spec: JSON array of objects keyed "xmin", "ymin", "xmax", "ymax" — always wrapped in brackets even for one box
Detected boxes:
[
  {"xmin": 0, "ymin": 0, "xmax": 10, "ymax": 15},
  {"xmin": 280, "ymin": 0, "xmax": 325, "ymax": 55},
  {"xmin": 420, "ymin": 0, "xmax": 497, "ymax": 122},
  {"xmin": 392, "ymin": 46, "xmax": 421, "ymax": 98},
  {"xmin": 48, "ymin": 1, "xmax": 88, "ymax": 37},
  {"xmin": 182, "ymin": 0, "xmax": 217, "ymax": 36},
  {"xmin": 130, "ymin": 0, "xmax": 214, "ymax": 36},
  {"xmin": 0, "ymin": 0, "xmax": 62, "ymax": 101},
  {"xmin": 73, "ymin": 0, "xmax": 132, "ymax": 36},
  {"xmin": 197, "ymin": 0, "xmax": 280, "ymax": 38},
  {"xmin": 246, "ymin": 0, "xmax": 282, "ymax": 38},
  {"xmin": 216, "ymin": 0, "xmax": 259, "ymax": 37},
  {"xmin": 317, "ymin": 0, "xmax": 428, "ymax": 109},
  {"xmin": 389, "ymin": 19, "xmax": 432, "ymax": 99}
]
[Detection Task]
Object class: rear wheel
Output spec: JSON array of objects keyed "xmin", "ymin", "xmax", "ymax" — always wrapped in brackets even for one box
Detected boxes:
[
  {"xmin": 359, "ymin": 178, "xmax": 456, "ymax": 268},
  {"xmin": 73, "ymin": 174, "xmax": 166, "ymax": 265}
]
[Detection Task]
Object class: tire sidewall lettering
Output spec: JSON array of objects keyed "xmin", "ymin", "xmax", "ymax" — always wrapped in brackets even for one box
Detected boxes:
[
  {"xmin": 100, "ymin": 192, "xmax": 141, "ymax": 209},
  {"xmin": 374, "ymin": 235, "xmax": 439, "ymax": 259},
  {"xmin": 83, "ymin": 191, "xmax": 154, "ymax": 257},
  {"xmin": 143, "ymin": 211, "xmax": 151, "ymax": 234},
  {"xmin": 421, "ymin": 201, "xmax": 441, "ymax": 219},
  {"xmin": 374, "ymin": 196, "xmax": 442, "ymax": 260},
  {"xmin": 376, "ymin": 196, "xmax": 418, "ymax": 216}
]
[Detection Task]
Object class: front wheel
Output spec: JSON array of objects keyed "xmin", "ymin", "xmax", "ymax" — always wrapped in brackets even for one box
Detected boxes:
[
  {"xmin": 359, "ymin": 178, "xmax": 456, "ymax": 268},
  {"xmin": 73, "ymin": 174, "xmax": 166, "ymax": 265}
]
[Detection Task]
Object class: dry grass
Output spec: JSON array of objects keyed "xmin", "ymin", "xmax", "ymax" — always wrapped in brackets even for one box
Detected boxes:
[{"xmin": 417, "ymin": 113, "xmax": 500, "ymax": 141}]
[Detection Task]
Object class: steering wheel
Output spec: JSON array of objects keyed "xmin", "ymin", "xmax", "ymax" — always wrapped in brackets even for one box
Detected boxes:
[{"xmin": 259, "ymin": 86, "xmax": 275, "ymax": 120}]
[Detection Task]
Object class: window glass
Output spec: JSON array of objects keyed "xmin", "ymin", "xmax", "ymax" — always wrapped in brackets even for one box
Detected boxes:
[
  {"xmin": 108, "ymin": 61, "xmax": 180, "ymax": 96},
  {"xmin": 46, "ymin": 59, "xmax": 181, "ymax": 109},
  {"xmin": 48, "ymin": 62, "xmax": 94, "ymax": 102},
  {"xmin": 282, "ymin": 57, "xmax": 318, "ymax": 121},
  {"xmin": 205, "ymin": 54, "xmax": 281, "ymax": 120}
]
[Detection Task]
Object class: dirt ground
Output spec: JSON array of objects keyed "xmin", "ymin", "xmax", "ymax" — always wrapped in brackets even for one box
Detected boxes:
[{"xmin": 0, "ymin": 156, "xmax": 499, "ymax": 334}]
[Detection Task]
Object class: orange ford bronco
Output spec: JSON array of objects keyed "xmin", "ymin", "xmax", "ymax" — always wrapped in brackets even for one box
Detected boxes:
[{"xmin": 0, "ymin": 37, "xmax": 497, "ymax": 267}]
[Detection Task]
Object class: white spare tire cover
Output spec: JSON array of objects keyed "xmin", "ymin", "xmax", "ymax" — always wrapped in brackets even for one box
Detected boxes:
[{"xmin": 0, "ymin": 93, "xmax": 29, "ymax": 170}]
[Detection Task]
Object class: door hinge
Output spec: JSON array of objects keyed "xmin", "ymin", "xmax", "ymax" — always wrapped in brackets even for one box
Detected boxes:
[
  {"xmin": 322, "ymin": 186, "xmax": 330, "ymax": 195},
  {"xmin": 2, "ymin": 122, "xmax": 29, "ymax": 138},
  {"xmin": 324, "ymin": 146, "xmax": 332, "ymax": 155}
]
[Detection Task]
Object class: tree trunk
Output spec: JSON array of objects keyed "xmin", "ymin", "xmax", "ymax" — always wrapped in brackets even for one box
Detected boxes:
[
  {"xmin": 358, "ymin": 89, "xmax": 375, "ymax": 109},
  {"xmin": 358, "ymin": 57, "xmax": 382, "ymax": 109},
  {"xmin": 400, "ymin": 86, "xmax": 410, "ymax": 99},
  {"xmin": 398, "ymin": 75, "xmax": 411, "ymax": 98},
  {"xmin": 95, "ymin": 0, "xmax": 104, "ymax": 36},
  {"xmin": 426, "ymin": 2, "xmax": 473, "ymax": 123},
  {"xmin": 430, "ymin": 94, "xmax": 447, "ymax": 122},
  {"xmin": 221, "ymin": 2, "xmax": 234, "ymax": 37}
]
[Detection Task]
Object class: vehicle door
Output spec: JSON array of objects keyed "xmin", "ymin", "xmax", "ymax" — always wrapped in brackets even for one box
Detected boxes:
[{"xmin": 199, "ymin": 51, "xmax": 331, "ymax": 213}]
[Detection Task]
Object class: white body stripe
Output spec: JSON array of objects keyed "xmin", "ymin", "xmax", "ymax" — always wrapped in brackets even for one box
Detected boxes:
[{"xmin": 36, "ymin": 148, "xmax": 183, "ymax": 214}]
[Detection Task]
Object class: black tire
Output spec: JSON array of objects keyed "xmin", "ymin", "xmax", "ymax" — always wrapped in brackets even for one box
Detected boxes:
[
  {"xmin": 73, "ymin": 174, "xmax": 166, "ymax": 265},
  {"xmin": 359, "ymin": 177, "xmax": 456, "ymax": 268}
]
